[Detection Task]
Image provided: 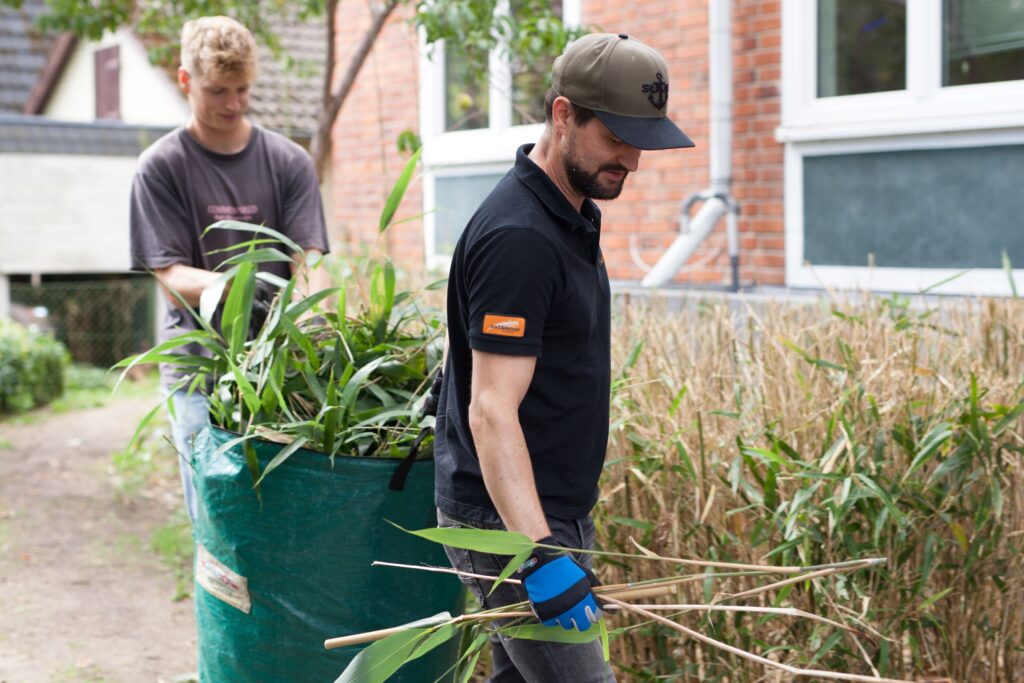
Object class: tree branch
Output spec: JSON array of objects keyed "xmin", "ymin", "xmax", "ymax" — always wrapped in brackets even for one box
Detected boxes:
[{"xmin": 310, "ymin": 0, "xmax": 398, "ymax": 181}]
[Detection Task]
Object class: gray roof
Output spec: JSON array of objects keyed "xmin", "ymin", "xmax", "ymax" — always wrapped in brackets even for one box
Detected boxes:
[
  {"xmin": 0, "ymin": 0, "xmax": 54, "ymax": 114},
  {"xmin": 0, "ymin": 6, "xmax": 325, "ymax": 138},
  {"xmin": 0, "ymin": 114, "xmax": 172, "ymax": 155},
  {"xmin": 248, "ymin": 16, "xmax": 326, "ymax": 138}
]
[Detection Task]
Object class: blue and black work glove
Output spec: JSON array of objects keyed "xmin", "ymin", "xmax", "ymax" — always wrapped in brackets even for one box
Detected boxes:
[{"xmin": 516, "ymin": 537, "xmax": 601, "ymax": 632}]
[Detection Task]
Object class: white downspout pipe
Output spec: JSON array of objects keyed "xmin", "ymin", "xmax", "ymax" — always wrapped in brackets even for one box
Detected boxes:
[{"xmin": 643, "ymin": 0, "xmax": 739, "ymax": 289}]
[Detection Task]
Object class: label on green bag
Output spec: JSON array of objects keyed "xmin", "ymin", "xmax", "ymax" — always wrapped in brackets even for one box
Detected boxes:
[{"xmin": 196, "ymin": 543, "xmax": 251, "ymax": 614}]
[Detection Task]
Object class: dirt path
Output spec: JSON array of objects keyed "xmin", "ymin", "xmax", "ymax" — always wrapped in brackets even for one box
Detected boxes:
[{"xmin": 0, "ymin": 394, "xmax": 196, "ymax": 683}]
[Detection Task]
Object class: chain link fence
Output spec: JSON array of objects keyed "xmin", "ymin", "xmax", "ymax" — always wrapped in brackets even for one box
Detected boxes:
[{"xmin": 9, "ymin": 275, "xmax": 155, "ymax": 368}]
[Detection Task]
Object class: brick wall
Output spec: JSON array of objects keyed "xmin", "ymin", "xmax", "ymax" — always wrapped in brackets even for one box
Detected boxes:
[
  {"xmin": 328, "ymin": 3, "xmax": 424, "ymax": 265},
  {"xmin": 328, "ymin": 0, "xmax": 785, "ymax": 286}
]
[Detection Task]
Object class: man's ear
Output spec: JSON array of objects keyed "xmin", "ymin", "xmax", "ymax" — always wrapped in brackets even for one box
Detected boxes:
[
  {"xmin": 551, "ymin": 95, "xmax": 573, "ymax": 136},
  {"xmin": 177, "ymin": 68, "xmax": 190, "ymax": 93}
]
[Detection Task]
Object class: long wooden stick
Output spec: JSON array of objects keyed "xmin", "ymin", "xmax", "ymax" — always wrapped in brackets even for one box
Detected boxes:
[
  {"xmin": 323, "ymin": 597, "xmax": 867, "ymax": 650},
  {"xmin": 602, "ymin": 597, "xmax": 912, "ymax": 683},
  {"xmin": 370, "ymin": 561, "xmax": 676, "ymax": 600}
]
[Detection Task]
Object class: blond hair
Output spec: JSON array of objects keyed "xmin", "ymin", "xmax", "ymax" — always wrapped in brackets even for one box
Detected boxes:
[{"xmin": 180, "ymin": 16, "xmax": 258, "ymax": 81}]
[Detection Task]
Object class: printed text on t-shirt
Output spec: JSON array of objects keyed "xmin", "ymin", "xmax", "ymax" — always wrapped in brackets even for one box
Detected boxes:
[{"xmin": 207, "ymin": 204, "xmax": 259, "ymax": 221}]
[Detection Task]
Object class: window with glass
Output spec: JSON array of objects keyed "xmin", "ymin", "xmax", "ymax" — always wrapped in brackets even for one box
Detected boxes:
[
  {"xmin": 944, "ymin": 0, "xmax": 1024, "ymax": 86},
  {"xmin": 433, "ymin": 173, "xmax": 506, "ymax": 256},
  {"xmin": 817, "ymin": 0, "xmax": 907, "ymax": 97},
  {"xmin": 426, "ymin": 0, "xmax": 574, "ymax": 266}
]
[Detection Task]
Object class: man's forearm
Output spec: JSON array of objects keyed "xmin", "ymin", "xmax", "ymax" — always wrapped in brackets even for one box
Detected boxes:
[
  {"xmin": 470, "ymin": 406, "xmax": 551, "ymax": 541},
  {"xmin": 154, "ymin": 264, "xmax": 222, "ymax": 308}
]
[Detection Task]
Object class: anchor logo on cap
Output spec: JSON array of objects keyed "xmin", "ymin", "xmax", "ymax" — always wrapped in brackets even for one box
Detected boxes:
[{"xmin": 642, "ymin": 73, "xmax": 669, "ymax": 110}]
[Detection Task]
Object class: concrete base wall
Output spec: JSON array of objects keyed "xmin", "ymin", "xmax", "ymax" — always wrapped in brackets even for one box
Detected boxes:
[{"xmin": 0, "ymin": 153, "xmax": 136, "ymax": 274}]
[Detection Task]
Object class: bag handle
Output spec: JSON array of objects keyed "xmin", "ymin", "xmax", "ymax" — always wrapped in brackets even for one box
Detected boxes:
[{"xmin": 388, "ymin": 426, "xmax": 431, "ymax": 491}]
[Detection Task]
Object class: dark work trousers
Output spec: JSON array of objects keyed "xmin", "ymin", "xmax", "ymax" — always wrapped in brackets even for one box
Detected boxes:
[{"xmin": 437, "ymin": 508, "xmax": 616, "ymax": 683}]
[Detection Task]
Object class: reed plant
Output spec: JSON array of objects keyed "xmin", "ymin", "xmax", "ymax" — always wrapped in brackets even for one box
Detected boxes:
[{"xmin": 599, "ymin": 292, "xmax": 1024, "ymax": 681}]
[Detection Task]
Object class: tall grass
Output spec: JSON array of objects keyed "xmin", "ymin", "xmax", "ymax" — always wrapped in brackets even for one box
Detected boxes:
[{"xmin": 599, "ymin": 293, "xmax": 1024, "ymax": 682}]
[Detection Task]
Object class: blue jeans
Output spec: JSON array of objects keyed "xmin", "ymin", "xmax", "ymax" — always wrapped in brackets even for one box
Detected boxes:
[
  {"xmin": 167, "ymin": 389, "xmax": 209, "ymax": 522},
  {"xmin": 437, "ymin": 509, "xmax": 616, "ymax": 683}
]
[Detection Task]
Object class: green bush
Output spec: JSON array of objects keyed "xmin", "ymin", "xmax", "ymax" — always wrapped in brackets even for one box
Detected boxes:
[{"xmin": 0, "ymin": 320, "xmax": 68, "ymax": 413}]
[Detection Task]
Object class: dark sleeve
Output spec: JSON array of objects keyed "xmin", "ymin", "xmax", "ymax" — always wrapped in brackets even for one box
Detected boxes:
[
  {"xmin": 129, "ymin": 167, "xmax": 196, "ymax": 272},
  {"xmin": 280, "ymin": 150, "xmax": 329, "ymax": 254},
  {"xmin": 466, "ymin": 227, "xmax": 563, "ymax": 357}
]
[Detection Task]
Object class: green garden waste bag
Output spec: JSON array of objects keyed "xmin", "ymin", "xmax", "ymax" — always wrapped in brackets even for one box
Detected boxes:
[{"xmin": 191, "ymin": 426, "xmax": 465, "ymax": 682}]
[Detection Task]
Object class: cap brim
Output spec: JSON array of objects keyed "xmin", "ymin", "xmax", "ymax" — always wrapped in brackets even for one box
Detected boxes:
[{"xmin": 594, "ymin": 110, "xmax": 695, "ymax": 151}]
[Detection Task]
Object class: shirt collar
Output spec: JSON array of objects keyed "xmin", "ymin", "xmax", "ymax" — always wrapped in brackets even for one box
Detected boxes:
[{"xmin": 513, "ymin": 144, "xmax": 601, "ymax": 234}]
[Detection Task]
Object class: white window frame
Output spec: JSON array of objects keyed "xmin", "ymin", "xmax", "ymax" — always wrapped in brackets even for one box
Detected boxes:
[
  {"xmin": 419, "ymin": 0, "xmax": 580, "ymax": 270},
  {"xmin": 779, "ymin": 0, "xmax": 1024, "ymax": 295}
]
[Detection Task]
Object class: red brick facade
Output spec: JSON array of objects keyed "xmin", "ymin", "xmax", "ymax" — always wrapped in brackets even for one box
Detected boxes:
[{"xmin": 328, "ymin": 1, "xmax": 784, "ymax": 286}]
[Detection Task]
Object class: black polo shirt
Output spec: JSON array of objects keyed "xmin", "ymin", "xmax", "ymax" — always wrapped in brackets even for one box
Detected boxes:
[{"xmin": 434, "ymin": 144, "xmax": 612, "ymax": 522}]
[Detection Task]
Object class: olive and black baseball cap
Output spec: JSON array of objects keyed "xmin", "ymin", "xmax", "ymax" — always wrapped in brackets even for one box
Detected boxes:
[{"xmin": 552, "ymin": 33, "xmax": 694, "ymax": 151}]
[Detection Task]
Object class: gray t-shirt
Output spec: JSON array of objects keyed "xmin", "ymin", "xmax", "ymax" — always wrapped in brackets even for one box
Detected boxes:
[{"xmin": 130, "ymin": 125, "xmax": 329, "ymax": 387}]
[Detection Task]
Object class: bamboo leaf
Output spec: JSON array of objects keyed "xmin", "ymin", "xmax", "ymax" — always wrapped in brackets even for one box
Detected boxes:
[
  {"xmin": 902, "ymin": 422, "xmax": 954, "ymax": 483},
  {"xmin": 370, "ymin": 260, "xmax": 396, "ymax": 341},
  {"xmin": 808, "ymin": 629, "xmax": 844, "ymax": 665},
  {"xmin": 379, "ymin": 146, "xmax": 422, "ymax": 233},
  {"xmin": 1003, "ymin": 250, "xmax": 1019, "ymax": 297},
  {"xmin": 741, "ymin": 445, "xmax": 802, "ymax": 472},
  {"xmin": 920, "ymin": 586, "xmax": 954, "ymax": 610},
  {"xmin": 498, "ymin": 623, "xmax": 602, "ymax": 643},
  {"xmin": 487, "ymin": 549, "xmax": 531, "ymax": 596},
  {"xmin": 254, "ymin": 436, "xmax": 309, "ymax": 488},
  {"xmin": 283, "ymin": 286, "xmax": 340, "ymax": 324},
  {"xmin": 199, "ymin": 267, "xmax": 237, "ymax": 323},
  {"xmin": 950, "ymin": 522, "xmax": 969, "ymax": 551},
  {"xmin": 204, "ymin": 220, "xmax": 303, "ymax": 254},
  {"xmin": 243, "ymin": 441, "xmax": 263, "ymax": 505},
  {"xmin": 457, "ymin": 633, "xmax": 489, "ymax": 683},
  {"xmin": 323, "ymin": 371, "xmax": 338, "ymax": 454},
  {"xmin": 392, "ymin": 524, "xmax": 535, "ymax": 555},
  {"xmin": 407, "ymin": 622, "xmax": 459, "ymax": 660},
  {"xmin": 222, "ymin": 259, "xmax": 256, "ymax": 358},
  {"xmin": 333, "ymin": 627, "xmax": 432, "ymax": 683},
  {"xmin": 340, "ymin": 357, "xmax": 388, "ymax": 416},
  {"xmin": 112, "ymin": 332, "xmax": 216, "ymax": 393},
  {"xmin": 220, "ymin": 248, "xmax": 296, "ymax": 267}
]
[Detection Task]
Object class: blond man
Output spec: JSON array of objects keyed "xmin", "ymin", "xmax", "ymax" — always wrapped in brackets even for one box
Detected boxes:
[{"xmin": 129, "ymin": 16, "xmax": 330, "ymax": 520}]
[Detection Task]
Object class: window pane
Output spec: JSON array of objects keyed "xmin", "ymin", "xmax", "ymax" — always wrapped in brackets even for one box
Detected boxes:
[
  {"xmin": 510, "ymin": 0, "xmax": 562, "ymax": 126},
  {"xmin": 817, "ymin": 0, "xmax": 906, "ymax": 97},
  {"xmin": 944, "ymin": 0, "xmax": 1024, "ymax": 86},
  {"xmin": 434, "ymin": 173, "xmax": 506, "ymax": 256},
  {"xmin": 803, "ymin": 145, "xmax": 1024, "ymax": 268},
  {"xmin": 445, "ymin": 44, "xmax": 489, "ymax": 131}
]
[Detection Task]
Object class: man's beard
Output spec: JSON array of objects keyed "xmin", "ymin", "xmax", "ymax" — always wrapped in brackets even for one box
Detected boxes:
[{"xmin": 563, "ymin": 136, "xmax": 629, "ymax": 200}]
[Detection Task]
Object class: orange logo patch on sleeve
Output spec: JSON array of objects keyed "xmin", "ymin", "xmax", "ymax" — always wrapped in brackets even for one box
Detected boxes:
[{"xmin": 482, "ymin": 314, "xmax": 526, "ymax": 338}]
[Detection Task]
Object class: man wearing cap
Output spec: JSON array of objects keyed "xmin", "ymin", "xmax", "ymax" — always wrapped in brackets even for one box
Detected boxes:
[{"xmin": 433, "ymin": 33, "xmax": 692, "ymax": 681}]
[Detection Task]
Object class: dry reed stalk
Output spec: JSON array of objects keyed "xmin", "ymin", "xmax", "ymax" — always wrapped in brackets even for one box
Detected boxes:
[
  {"xmin": 603, "ymin": 596, "xmax": 913, "ymax": 683},
  {"xmin": 600, "ymin": 294, "xmax": 1024, "ymax": 680}
]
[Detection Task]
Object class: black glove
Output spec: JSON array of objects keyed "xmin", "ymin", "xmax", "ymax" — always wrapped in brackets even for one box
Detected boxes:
[
  {"xmin": 422, "ymin": 371, "xmax": 443, "ymax": 418},
  {"xmin": 249, "ymin": 279, "xmax": 279, "ymax": 335},
  {"xmin": 516, "ymin": 537, "xmax": 601, "ymax": 631}
]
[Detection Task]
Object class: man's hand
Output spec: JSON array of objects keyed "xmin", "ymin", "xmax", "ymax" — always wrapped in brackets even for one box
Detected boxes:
[{"xmin": 517, "ymin": 538, "xmax": 601, "ymax": 632}]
